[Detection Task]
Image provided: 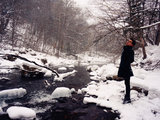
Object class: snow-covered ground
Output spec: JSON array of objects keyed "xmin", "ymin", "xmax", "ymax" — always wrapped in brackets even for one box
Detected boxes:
[
  {"xmin": 0, "ymin": 43, "xmax": 110, "ymax": 75},
  {"xmin": 82, "ymin": 65, "xmax": 160, "ymax": 120},
  {"xmin": 81, "ymin": 45, "xmax": 160, "ymax": 120},
  {"xmin": 0, "ymin": 43, "xmax": 160, "ymax": 120}
]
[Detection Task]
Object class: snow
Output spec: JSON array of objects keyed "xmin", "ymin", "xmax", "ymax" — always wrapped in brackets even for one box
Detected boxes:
[
  {"xmin": 77, "ymin": 51, "xmax": 111, "ymax": 65},
  {"xmin": 81, "ymin": 45, "xmax": 160, "ymax": 120},
  {"xmin": 141, "ymin": 21, "xmax": 160, "ymax": 29},
  {"xmin": 132, "ymin": 70, "xmax": 160, "ymax": 90},
  {"xmin": 58, "ymin": 67, "xmax": 67, "ymax": 72},
  {"xmin": 89, "ymin": 64, "xmax": 118, "ymax": 80},
  {"xmin": 0, "ymin": 57, "xmax": 16, "ymax": 74},
  {"xmin": 7, "ymin": 106, "xmax": 36, "ymax": 120},
  {"xmin": 0, "ymin": 88, "xmax": 27, "ymax": 100},
  {"xmin": 0, "ymin": 43, "xmax": 109, "ymax": 76},
  {"xmin": 83, "ymin": 76, "xmax": 160, "ymax": 120},
  {"xmin": 77, "ymin": 89, "xmax": 83, "ymax": 94},
  {"xmin": 51, "ymin": 87, "xmax": 72, "ymax": 99},
  {"xmin": 136, "ymin": 45, "xmax": 160, "ymax": 70},
  {"xmin": 54, "ymin": 70, "xmax": 77, "ymax": 81},
  {"xmin": 43, "ymin": 69, "xmax": 53, "ymax": 77},
  {"xmin": 87, "ymin": 65, "xmax": 99, "ymax": 72},
  {"xmin": 71, "ymin": 88, "xmax": 76, "ymax": 93},
  {"xmin": 68, "ymin": 64, "xmax": 75, "ymax": 68},
  {"xmin": 1, "ymin": 43, "xmax": 160, "ymax": 120}
]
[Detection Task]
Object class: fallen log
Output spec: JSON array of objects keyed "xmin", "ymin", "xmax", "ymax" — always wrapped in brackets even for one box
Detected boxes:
[
  {"xmin": 0, "ymin": 53, "xmax": 59, "ymax": 77},
  {"xmin": 106, "ymin": 75, "xmax": 124, "ymax": 81}
]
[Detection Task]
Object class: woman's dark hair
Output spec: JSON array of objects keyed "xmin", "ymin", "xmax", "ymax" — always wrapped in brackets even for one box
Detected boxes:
[{"xmin": 130, "ymin": 38, "xmax": 136, "ymax": 46}]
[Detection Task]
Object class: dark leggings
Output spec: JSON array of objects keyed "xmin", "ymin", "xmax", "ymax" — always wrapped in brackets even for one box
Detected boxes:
[{"xmin": 124, "ymin": 77, "xmax": 130, "ymax": 99}]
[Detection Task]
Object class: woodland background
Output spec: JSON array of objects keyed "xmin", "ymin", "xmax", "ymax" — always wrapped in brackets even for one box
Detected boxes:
[{"xmin": 0, "ymin": 0, "xmax": 160, "ymax": 59}]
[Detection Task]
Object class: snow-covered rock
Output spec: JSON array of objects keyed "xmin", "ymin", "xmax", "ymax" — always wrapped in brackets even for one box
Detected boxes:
[
  {"xmin": 97, "ymin": 64, "xmax": 118, "ymax": 78},
  {"xmin": 77, "ymin": 89, "xmax": 82, "ymax": 94},
  {"xmin": 0, "ymin": 88, "xmax": 27, "ymax": 100},
  {"xmin": 51, "ymin": 87, "xmax": 72, "ymax": 99},
  {"xmin": 42, "ymin": 68, "xmax": 53, "ymax": 77},
  {"xmin": 7, "ymin": 106, "xmax": 36, "ymax": 120},
  {"xmin": 19, "ymin": 62, "xmax": 42, "ymax": 71},
  {"xmin": 68, "ymin": 65, "xmax": 75, "ymax": 71},
  {"xmin": 87, "ymin": 65, "xmax": 99, "ymax": 72},
  {"xmin": 71, "ymin": 88, "xmax": 76, "ymax": 93},
  {"xmin": 68, "ymin": 65, "xmax": 74, "ymax": 68},
  {"xmin": 58, "ymin": 67, "xmax": 67, "ymax": 73},
  {"xmin": 89, "ymin": 64, "xmax": 118, "ymax": 80}
]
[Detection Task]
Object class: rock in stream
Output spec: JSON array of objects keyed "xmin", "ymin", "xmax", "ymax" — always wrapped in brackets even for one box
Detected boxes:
[{"xmin": 0, "ymin": 66, "xmax": 120, "ymax": 120}]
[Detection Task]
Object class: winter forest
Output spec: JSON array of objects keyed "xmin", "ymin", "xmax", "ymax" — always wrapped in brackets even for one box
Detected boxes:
[{"xmin": 0, "ymin": 0, "xmax": 160, "ymax": 120}]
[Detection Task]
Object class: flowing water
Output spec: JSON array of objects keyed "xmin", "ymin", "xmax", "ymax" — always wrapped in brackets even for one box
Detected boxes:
[{"xmin": 0, "ymin": 66, "xmax": 120, "ymax": 120}]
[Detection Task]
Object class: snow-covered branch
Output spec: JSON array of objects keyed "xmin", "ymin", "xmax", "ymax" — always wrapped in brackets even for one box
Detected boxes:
[
  {"xmin": 140, "ymin": 21, "xmax": 160, "ymax": 29},
  {"xmin": 126, "ymin": 21, "xmax": 160, "ymax": 30},
  {"xmin": 0, "ymin": 53, "xmax": 59, "ymax": 77}
]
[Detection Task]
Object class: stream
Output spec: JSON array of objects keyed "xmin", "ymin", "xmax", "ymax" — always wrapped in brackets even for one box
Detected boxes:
[{"xmin": 0, "ymin": 66, "xmax": 120, "ymax": 120}]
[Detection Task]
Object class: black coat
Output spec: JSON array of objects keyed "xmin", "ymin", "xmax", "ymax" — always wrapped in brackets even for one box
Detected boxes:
[{"xmin": 118, "ymin": 46, "xmax": 134, "ymax": 78}]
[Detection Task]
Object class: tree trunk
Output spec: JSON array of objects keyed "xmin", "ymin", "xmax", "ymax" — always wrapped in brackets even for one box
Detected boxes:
[
  {"xmin": 141, "ymin": 37, "xmax": 147, "ymax": 59},
  {"xmin": 11, "ymin": 1, "xmax": 16, "ymax": 47},
  {"xmin": 155, "ymin": 2, "xmax": 160, "ymax": 45},
  {"xmin": 11, "ymin": 18, "xmax": 15, "ymax": 47},
  {"xmin": 155, "ymin": 24, "xmax": 160, "ymax": 45}
]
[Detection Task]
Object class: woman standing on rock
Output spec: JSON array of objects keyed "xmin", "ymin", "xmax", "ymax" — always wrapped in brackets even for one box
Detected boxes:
[{"xmin": 118, "ymin": 38, "xmax": 136, "ymax": 104}]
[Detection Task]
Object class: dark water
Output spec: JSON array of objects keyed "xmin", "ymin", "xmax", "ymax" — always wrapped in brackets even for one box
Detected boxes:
[{"xmin": 0, "ymin": 66, "xmax": 120, "ymax": 120}]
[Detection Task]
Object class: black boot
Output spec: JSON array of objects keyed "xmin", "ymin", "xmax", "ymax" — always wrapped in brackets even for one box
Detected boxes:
[{"xmin": 123, "ymin": 96, "xmax": 131, "ymax": 104}]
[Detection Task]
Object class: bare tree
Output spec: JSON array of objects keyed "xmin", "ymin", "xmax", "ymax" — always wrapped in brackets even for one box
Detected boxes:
[
  {"xmin": 126, "ymin": 0, "xmax": 160, "ymax": 59},
  {"xmin": 0, "ymin": 0, "xmax": 90, "ymax": 56},
  {"xmin": 91, "ymin": 0, "xmax": 160, "ymax": 59},
  {"xmin": 0, "ymin": 0, "xmax": 11, "ymax": 42},
  {"xmin": 89, "ymin": 0, "xmax": 128, "ymax": 54}
]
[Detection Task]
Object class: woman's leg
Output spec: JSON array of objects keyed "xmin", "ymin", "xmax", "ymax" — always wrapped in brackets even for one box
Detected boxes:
[{"xmin": 124, "ymin": 77, "xmax": 130, "ymax": 100}]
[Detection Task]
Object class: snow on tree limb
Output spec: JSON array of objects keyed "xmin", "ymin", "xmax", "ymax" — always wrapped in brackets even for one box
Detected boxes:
[
  {"xmin": 0, "ymin": 53, "xmax": 59, "ymax": 77},
  {"xmin": 140, "ymin": 21, "xmax": 160, "ymax": 29},
  {"xmin": 126, "ymin": 21, "xmax": 160, "ymax": 31}
]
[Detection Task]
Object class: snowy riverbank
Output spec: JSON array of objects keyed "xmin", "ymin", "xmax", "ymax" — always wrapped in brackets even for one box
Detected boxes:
[{"xmin": 0, "ymin": 43, "xmax": 160, "ymax": 120}]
